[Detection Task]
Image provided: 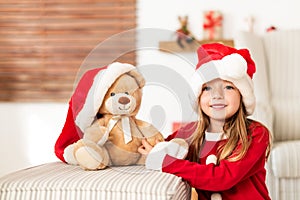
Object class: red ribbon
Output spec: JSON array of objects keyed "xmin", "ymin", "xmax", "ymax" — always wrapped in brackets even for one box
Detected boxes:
[{"xmin": 203, "ymin": 11, "xmax": 223, "ymax": 40}]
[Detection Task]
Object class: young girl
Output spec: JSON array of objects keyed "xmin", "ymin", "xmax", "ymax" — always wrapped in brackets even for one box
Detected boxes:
[{"xmin": 138, "ymin": 43, "xmax": 271, "ymax": 200}]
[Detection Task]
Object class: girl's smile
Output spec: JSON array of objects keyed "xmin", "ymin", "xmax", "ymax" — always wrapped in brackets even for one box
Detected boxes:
[{"xmin": 210, "ymin": 103, "xmax": 227, "ymax": 109}]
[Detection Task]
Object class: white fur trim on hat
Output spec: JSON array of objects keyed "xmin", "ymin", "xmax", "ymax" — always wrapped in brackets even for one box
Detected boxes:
[
  {"xmin": 75, "ymin": 62, "xmax": 135, "ymax": 132},
  {"xmin": 190, "ymin": 53, "xmax": 255, "ymax": 115}
]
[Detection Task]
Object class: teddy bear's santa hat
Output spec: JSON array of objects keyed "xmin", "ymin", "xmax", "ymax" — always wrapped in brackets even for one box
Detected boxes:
[
  {"xmin": 55, "ymin": 62, "xmax": 136, "ymax": 162},
  {"xmin": 190, "ymin": 43, "xmax": 256, "ymax": 115}
]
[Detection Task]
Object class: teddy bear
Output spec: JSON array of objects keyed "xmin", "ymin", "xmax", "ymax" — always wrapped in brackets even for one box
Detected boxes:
[
  {"xmin": 54, "ymin": 62, "xmax": 190, "ymax": 171},
  {"xmin": 54, "ymin": 62, "xmax": 168, "ymax": 170}
]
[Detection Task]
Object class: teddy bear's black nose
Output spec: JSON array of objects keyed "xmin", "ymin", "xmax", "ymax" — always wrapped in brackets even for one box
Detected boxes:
[{"xmin": 118, "ymin": 96, "xmax": 130, "ymax": 105}]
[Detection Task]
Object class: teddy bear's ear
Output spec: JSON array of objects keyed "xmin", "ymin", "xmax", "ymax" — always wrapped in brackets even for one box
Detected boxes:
[{"xmin": 127, "ymin": 69, "xmax": 145, "ymax": 88}]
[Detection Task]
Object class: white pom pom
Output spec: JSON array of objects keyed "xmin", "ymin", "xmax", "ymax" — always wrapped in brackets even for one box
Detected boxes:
[
  {"xmin": 63, "ymin": 144, "xmax": 78, "ymax": 165},
  {"xmin": 220, "ymin": 53, "xmax": 247, "ymax": 79},
  {"xmin": 206, "ymin": 154, "xmax": 218, "ymax": 165},
  {"xmin": 211, "ymin": 193, "xmax": 222, "ymax": 200}
]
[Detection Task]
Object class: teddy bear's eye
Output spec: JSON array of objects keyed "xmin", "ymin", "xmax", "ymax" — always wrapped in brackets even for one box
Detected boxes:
[
  {"xmin": 110, "ymin": 93, "xmax": 115, "ymax": 96},
  {"xmin": 125, "ymin": 92, "xmax": 129, "ymax": 95}
]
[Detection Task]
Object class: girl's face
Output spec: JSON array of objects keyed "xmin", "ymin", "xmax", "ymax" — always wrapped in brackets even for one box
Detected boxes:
[{"xmin": 200, "ymin": 78, "xmax": 241, "ymax": 122}]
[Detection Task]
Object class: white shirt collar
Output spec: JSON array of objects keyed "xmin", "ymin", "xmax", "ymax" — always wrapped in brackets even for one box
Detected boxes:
[{"xmin": 205, "ymin": 131, "xmax": 227, "ymax": 141}]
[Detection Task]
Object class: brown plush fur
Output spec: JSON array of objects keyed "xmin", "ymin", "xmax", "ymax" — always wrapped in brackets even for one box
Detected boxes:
[{"xmin": 72, "ymin": 70, "xmax": 164, "ymax": 170}]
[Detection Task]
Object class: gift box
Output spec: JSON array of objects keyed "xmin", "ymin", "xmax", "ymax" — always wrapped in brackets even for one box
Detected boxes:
[{"xmin": 203, "ymin": 10, "xmax": 223, "ymax": 40}]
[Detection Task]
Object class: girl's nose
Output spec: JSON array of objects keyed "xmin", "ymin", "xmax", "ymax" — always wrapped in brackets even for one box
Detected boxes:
[{"xmin": 211, "ymin": 88, "xmax": 224, "ymax": 99}]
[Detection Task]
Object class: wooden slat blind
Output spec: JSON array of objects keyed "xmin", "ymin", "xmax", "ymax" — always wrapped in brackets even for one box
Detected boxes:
[{"xmin": 0, "ymin": 0, "xmax": 136, "ymax": 102}]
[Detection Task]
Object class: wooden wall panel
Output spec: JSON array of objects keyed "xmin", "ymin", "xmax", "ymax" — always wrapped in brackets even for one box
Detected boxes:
[{"xmin": 0, "ymin": 0, "xmax": 136, "ymax": 101}]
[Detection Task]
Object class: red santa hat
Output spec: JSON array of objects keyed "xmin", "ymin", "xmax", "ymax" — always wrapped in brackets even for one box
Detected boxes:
[
  {"xmin": 191, "ymin": 43, "xmax": 256, "ymax": 115},
  {"xmin": 55, "ymin": 62, "xmax": 136, "ymax": 162}
]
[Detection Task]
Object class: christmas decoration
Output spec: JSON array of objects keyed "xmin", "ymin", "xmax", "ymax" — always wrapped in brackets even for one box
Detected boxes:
[
  {"xmin": 176, "ymin": 16, "xmax": 195, "ymax": 48},
  {"xmin": 203, "ymin": 10, "xmax": 223, "ymax": 40},
  {"xmin": 266, "ymin": 26, "xmax": 277, "ymax": 32}
]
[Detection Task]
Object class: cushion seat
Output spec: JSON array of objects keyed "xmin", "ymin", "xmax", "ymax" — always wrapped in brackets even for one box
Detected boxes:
[
  {"xmin": 0, "ymin": 162, "xmax": 190, "ymax": 200},
  {"xmin": 270, "ymin": 140, "xmax": 300, "ymax": 178}
]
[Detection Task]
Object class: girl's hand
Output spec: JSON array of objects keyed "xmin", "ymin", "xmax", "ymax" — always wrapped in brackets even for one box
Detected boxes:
[
  {"xmin": 138, "ymin": 139, "xmax": 160, "ymax": 155},
  {"xmin": 138, "ymin": 139, "xmax": 153, "ymax": 155}
]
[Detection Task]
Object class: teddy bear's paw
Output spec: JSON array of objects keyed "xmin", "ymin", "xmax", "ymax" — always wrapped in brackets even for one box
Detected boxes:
[
  {"xmin": 63, "ymin": 144, "xmax": 78, "ymax": 165},
  {"xmin": 75, "ymin": 147, "xmax": 106, "ymax": 170},
  {"xmin": 74, "ymin": 140, "xmax": 110, "ymax": 170}
]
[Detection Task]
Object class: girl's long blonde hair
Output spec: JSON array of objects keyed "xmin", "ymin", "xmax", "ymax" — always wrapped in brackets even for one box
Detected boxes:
[{"xmin": 187, "ymin": 97, "xmax": 252, "ymax": 164}]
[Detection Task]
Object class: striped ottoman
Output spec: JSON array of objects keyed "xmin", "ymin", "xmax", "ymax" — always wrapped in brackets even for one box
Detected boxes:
[{"xmin": 0, "ymin": 162, "xmax": 190, "ymax": 200}]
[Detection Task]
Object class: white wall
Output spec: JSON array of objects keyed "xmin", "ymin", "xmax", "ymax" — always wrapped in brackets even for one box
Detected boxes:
[
  {"xmin": 0, "ymin": 103, "xmax": 67, "ymax": 177},
  {"xmin": 137, "ymin": 0, "xmax": 300, "ymax": 38},
  {"xmin": 1, "ymin": 0, "xmax": 300, "ymax": 177}
]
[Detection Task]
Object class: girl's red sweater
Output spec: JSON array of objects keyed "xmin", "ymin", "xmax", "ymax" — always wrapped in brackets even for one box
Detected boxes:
[{"xmin": 163, "ymin": 120, "xmax": 271, "ymax": 200}]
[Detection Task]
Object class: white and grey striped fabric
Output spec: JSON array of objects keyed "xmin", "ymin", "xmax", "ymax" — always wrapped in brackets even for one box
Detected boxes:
[
  {"xmin": 263, "ymin": 30, "xmax": 300, "ymax": 199},
  {"xmin": 263, "ymin": 30, "xmax": 300, "ymax": 141},
  {"xmin": 235, "ymin": 30, "xmax": 300, "ymax": 200},
  {"xmin": 0, "ymin": 162, "xmax": 190, "ymax": 200}
]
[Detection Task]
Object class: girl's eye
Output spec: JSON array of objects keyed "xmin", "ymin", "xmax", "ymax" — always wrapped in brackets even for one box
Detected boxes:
[
  {"xmin": 125, "ymin": 92, "xmax": 129, "ymax": 95},
  {"xmin": 202, "ymin": 86, "xmax": 211, "ymax": 91},
  {"xmin": 110, "ymin": 92, "xmax": 115, "ymax": 96},
  {"xmin": 225, "ymin": 85, "xmax": 235, "ymax": 90}
]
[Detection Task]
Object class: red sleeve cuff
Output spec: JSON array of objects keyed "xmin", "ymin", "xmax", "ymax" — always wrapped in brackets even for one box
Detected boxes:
[{"xmin": 162, "ymin": 154, "xmax": 178, "ymax": 171}]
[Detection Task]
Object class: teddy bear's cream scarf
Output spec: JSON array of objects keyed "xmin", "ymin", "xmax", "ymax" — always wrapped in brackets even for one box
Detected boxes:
[{"xmin": 97, "ymin": 115, "xmax": 132, "ymax": 146}]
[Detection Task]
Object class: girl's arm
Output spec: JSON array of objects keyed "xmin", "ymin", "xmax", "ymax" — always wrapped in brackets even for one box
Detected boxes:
[
  {"xmin": 165, "ymin": 122, "xmax": 197, "ymax": 141},
  {"xmin": 162, "ymin": 124, "xmax": 270, "ymax": 191}
]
